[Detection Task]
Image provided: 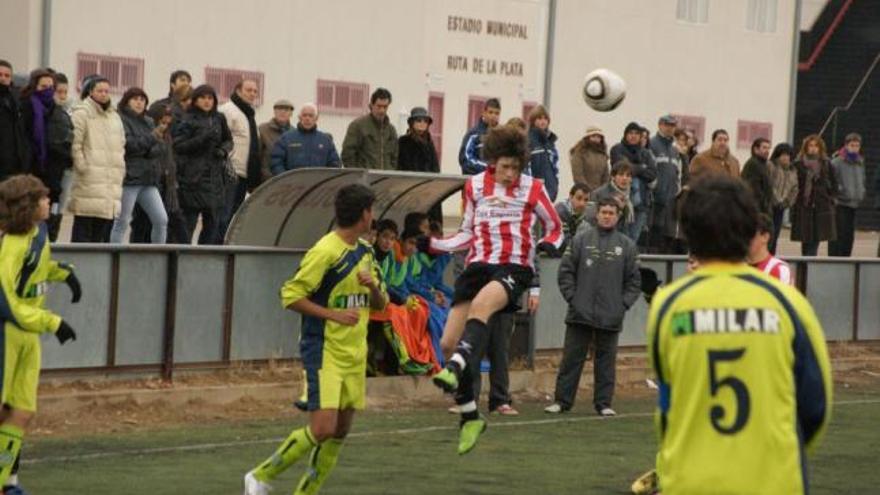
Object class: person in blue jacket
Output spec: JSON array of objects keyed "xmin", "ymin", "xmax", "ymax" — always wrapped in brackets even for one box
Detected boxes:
[
  {"xmin": 270, "ymin": 103, "xmax": 340, "ymax": 174},
  {"xmin": 458, "ymin": 98, "xmax": 500, "ymax": 175},
  {"xmin": 526, "ymin": 105, "xmax": 560, "ymax": 201}
]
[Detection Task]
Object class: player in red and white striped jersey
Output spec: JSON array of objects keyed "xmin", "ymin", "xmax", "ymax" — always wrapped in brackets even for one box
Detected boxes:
[
  {"xmin": 426, "ymin": 125, "xmax": 562, "ymax": 454},
  {"xmin": 749, "ymin": 213, "xmax": 794, "ymax": 285}
]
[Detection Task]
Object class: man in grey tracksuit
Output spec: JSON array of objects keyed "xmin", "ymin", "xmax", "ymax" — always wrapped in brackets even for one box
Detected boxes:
[{"xmin": 546, "ymin": 197, "xmax": 642, "ymax": 416}]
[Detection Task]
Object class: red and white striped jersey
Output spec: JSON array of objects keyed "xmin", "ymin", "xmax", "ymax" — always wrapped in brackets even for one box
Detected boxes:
[
  {"xmin": 430, "ymin": 170, "xmax": 562, "ymax": 268},
  {"xmin": 753, "ymin": 255, "xmax": 794, "ymax": 285}
]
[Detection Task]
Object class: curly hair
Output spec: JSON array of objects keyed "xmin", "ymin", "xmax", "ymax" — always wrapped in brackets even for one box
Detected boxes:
[
  {"xmin": 481, "ymin": 125, "xmax": 529, "ymax": 170},
  {"xmin": 0, "ymin": 175, "xmax": 49, "ymax": 235}
]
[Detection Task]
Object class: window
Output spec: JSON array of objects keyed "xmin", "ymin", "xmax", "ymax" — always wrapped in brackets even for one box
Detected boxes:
[
  {"xmin": 737, "ymin": 120, "xmax": 773, "ymax": 148},
  {"xmin": 672, "ymin": 114, "xmax": 706, "ymax": 145},
  {"xmin": 76, "ymin": 52, "xmax": 144, "ymax": 94},
  {"xmin": 428, "ymin": 93, "xmax": 444, "ymax": 164},
  {"xmin": 746, "ymin": 0, "xmax": 777, "ymax": 33},
  {"xmin": 676, "ymin": 0, "xmax": 709, "ymax": 24},
  {"xmin": 467, "ymin": 96, "xmax": 489, "ymax": 128},
  {"xmin": 204, "ymin": 67, "xmax": 265, "ymax": 106},
  {"xmin": 522, "ymin": 101, "xmax": 537, "ymax": 123},
  {"xmin": 316, "ymin": 80, "xmax": 369, "ymax": 116}
]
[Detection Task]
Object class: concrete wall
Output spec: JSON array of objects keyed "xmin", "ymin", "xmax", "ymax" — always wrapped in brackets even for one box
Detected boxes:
[{"xmin": 39, "ymin": 248, "xmax": 879, "ymax": 373}]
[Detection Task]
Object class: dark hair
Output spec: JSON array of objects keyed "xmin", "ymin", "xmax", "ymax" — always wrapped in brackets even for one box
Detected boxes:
[
  {"xmin": 527, "ymin": 105, "xmax": 549, "ymax": 126},
  {"xmin": 569, "ymin": 182, "xmax": 591, "ymax": 197},
  {"xmin": 190, "ymin": 84, "xmax": 219, "ymax": 112},
  {"xmin": 147, "ymin": 102, "xmax": 172, "ymax": 123},
  {"xmin": 770, "ymin": 142, "xmax": 793, "ymax": 162},
  {"xmin": 54, "ymin": 72, "xmax": 68, "ymax": 85},
  {"xmin": 611, "ymin": 160, "xmax": 633, "ymax": 176},
  {"xmin": 80, "ymin": 75, "xmax": 109, "ymax": 100},
  {"xmin": 673, "ymin": 129, "xmax": 688, "ymax": 140},
  {"xmin": 711, "ymin": 129, "xmax": 729, "ymax": 142},
  {"xmin": 118, "ymin": 87, "xmax": 149, "ymax": 113},
  {"xmin": 680, "ymin": 176, "xmax": 758, "ymax": 262},
  {"xmin": 485, "ymin": 98, "xmax": 501, "ymax": 110},
  {"xmin": 20, "ymin": 69, "xmax": 55, "ymax": 99},
  {"xmin": 596, "ymin": 197, "xmax": 621, "ymax": 212},
  {"xmin": 429, "ymin": 220, "xmax": 443, "ymax": 236},
  {"xmin": 756, "ymin": 213, "xmax": 773, "ymax": 235},
  {"xmin": 505, "ymin": 117, "xmax": 527, "ymax": 131},
  {"xmin": 370, "ymin": 87, "xmax": 392, "ymax": 104},
  {"xmin": 170, "ymin": 70, "xmax": 191, "ymax": 86},
  {"xmin": 0, "ymin": 175, "xmax": 49, "ymax": 234},
  {"xmin": 403, "ymin": 212, "xmax": 429, "ymax": 235},
  {"xmin": 751, "ymin": 137, "xmax": 770, "ymax": 153},
  {"xmin": 335, "ymin": 184, "xmax": 375, "ymax": 228},
  {"xmin": 0, "ymin": 60, "xmax": 11, "ymax": 71},
  {"xmin": 376, "ymin": 218, "xmax": 398, "ymax": 236},
  {"xmin": 481, "ymin": 125, "xmax": 528, "ymax": 169}
]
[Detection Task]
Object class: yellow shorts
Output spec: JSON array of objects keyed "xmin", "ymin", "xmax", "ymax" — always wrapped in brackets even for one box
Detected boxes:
[
  {"xmin": 305, "ymin": 366, "xmax": 365, "ymax": 411},
  {"xmin": 2, "ymin": 324, "xmax": 42, "ymax": 412}
]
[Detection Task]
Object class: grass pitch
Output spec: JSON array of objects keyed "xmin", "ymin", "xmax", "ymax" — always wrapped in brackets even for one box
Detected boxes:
[{"xmin": 23, "ymin": 389, "xmax": 880, "ymax": 494}]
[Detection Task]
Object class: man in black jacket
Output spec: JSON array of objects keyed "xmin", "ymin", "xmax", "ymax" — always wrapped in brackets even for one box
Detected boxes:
[
  {"xmin": 648, "ymin": 115, "xmax": 685, "ymax": 253},
  {"xmin": 545, "ymin": 197, "xmax": 641, "ymax": 415},
  {"xmin": 740, "ymin": 137, "xmax": 774, "ymax": 216},
  {"xmin": 0, "ymin": 60, "xmax": 30, "ymax": 181},
  {"xmin": 610, "ymin": 122, "xmax": 657, "ymax": 245}
]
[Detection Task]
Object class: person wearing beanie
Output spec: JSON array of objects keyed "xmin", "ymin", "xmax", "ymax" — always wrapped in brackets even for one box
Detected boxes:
[
  {"xmin": 570, "ymin": 125, "xmax": 609, "ymax": 192},
  {"xmin": 767, "ymin": 142, "xmax": 798, "ymax": 254},
  {"xmin": 828, "ymin": 132, "xmax": 865, "ymax": 257},
  {"xmin": 398, "ymin": 106, "xmax": 442, "ymax": 221},
  {"xmin": 257, "ymin": 99, "xmax": 293, "ymax": 181},
  {"xmin": 609, "ymin": 122, "xmax": 657, "ymax": 244},
  {"xmin": 69, "ymin": 75, "xmax": 126, "ymax": 243}
]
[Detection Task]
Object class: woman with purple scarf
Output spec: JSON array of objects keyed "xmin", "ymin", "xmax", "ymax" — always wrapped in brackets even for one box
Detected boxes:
[{"xmin": 19, "ymin": 69, "xmax": 73, "ymax": 241}]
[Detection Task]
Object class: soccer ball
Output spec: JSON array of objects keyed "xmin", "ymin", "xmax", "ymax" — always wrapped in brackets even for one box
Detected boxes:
[{"xmin": 582, "ymin": 68, "xmax": 627, "ymax": 112}]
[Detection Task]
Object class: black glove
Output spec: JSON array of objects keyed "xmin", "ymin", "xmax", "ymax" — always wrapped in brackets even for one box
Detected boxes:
[
  {"xmin": 213, "ymin": 147, "xmax": 228, "ymax": 159},
  {"xmin": 65, "ymin": 271, "xmax": 82, "ymax": 303},
  {"xmin": 536, "ymin": 241, "xmax": 562, "ymax": 259},
  {"xmin": 56, "ymin": 320, "xmax": 77, "ymax": 345},
  {"xmin": 415, "ymin": 235, "xmax": 435, "ymax": 255},
  {"xmin": 639, "ymin": 267, "xmax": 663, "ymax": 304}
]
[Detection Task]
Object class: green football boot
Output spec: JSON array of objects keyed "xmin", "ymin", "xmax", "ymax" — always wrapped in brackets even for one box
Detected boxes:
[
  {"xmin": 458, "ymin": 417, "xmax": 487, "ymax": 455},
  {"xmin": 432, "ymin": 367, "xmax": 459, "ymax": 393}
]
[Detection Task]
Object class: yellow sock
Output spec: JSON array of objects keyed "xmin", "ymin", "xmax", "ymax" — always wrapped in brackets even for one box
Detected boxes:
[
  {"xmin": 294, "ymin": 438, "xmax": 344, "ymax": 495},
  {"xmin": 0, "ymin": 424, "xmax": 23, "ymax": 486},
  {"xmin": 252, "ymin": 426, "xmax": 316, "ymax": 481}
]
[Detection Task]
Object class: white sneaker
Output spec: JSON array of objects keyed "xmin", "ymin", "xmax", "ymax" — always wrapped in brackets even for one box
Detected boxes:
[
  {"xmin": 599, "ymin": 407, "xmax": 616, "ymax": 417},
  {"xmin": 447, "ymin": 405, "xmax": 460, "ymax": 414},
  {"xmin": 544, "ymin": 403, "xmax": 563, "ymax": 413},
  {"xmin": 244, "ymin": 471, "xmax": 272, "ymax": 495}
]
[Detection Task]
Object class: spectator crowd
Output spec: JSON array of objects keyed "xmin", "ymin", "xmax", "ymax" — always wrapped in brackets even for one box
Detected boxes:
[{"xmin": 0, "ymin": 58, "xmax": 874, "ymax": 416}]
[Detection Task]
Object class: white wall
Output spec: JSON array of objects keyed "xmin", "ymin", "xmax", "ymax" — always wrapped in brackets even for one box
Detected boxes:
[
  {"xmin": 45, "ymin": 0, "xmax": 550, "ymax": 175},
  {"xmin": 1, "ymin": 0, "xmax": 43, "ymax": 73},
  {"xmin": 548, "ymin": 0, "xmax": 797, "ymax": 199}
]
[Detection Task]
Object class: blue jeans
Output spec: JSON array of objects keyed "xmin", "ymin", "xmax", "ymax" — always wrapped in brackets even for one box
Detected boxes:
[
  {"xmin": 110, "ymin": 186, "xmax": 168, "ymax": 244},
  {"xmin": 625, "ymin": 210, "xmax": 648, "ymax": 244}
]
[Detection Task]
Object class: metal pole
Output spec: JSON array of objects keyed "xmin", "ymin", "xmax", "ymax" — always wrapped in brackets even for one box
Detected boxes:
[
  {"xmin": 40, "ymin": 0, "xmax": 52, "ymax": 67},
  {"xmin": 786, "ymin": 0, "xmax": 802, "ymax": 143},
  {"xmin": 542, "ymin": 0, "xmax": 557, "ymax": 109}
]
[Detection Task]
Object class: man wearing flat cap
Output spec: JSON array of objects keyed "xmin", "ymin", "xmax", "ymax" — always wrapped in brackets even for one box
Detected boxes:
[
  {"xmin": 258, "ymin": 99, "xmax": 294, "ymax": 181},
  {"xmin": 649, "ymin": 114, "xmax": 686, "ymax": 253}
]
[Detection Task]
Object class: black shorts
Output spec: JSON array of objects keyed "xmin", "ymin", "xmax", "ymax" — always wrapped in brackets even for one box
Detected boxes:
[{"xmin": 452, "ymin": 262, "xmax": 534, "ymax": 313}]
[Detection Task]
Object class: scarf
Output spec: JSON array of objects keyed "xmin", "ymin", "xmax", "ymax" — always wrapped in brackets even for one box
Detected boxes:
[
  {"xmin": 30, "ymin": 87, "xmax": 55, "ymax": 170},
  {"xmin": 844, "ymin": 150, "xmax": 861, "ymax": 163},
  {"xmin": 231, "ymin": 92, "xmax": 261, "ymax": 190},
  {"xmin": 802, "ymin": 156, "xmax": 821, "ymax": 205},
  {"xmin": 609, "ymin": 180, "xmax": 635, "ymax": 224}
]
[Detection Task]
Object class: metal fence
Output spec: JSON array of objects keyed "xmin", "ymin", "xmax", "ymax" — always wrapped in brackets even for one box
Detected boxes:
[{"xmin": 40, "ymin": 247, "xmax": 880, "ymax": 379}]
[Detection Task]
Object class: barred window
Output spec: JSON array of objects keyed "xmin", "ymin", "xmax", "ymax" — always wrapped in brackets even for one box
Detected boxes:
[
  {"xmin": 316, "ymin": 80, "xmax": 369, "ymax": 115},
  {"xmin": 204, "ymin": 67, "xmax": 265, "ymax": 106},
  {"xmin": 76, "ymin": 52, "xmax": 144, "ymax": 94}
]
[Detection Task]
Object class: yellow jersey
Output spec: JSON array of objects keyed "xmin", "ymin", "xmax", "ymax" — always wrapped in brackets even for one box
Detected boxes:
[{"xmin": 647, "ymin": 263, "xmax": 832, "ymax": 495}]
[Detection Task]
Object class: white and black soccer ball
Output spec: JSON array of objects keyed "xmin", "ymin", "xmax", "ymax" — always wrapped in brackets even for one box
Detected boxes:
[{"xmin": 582, "ymin": 68, "xmax": 627, "ymax": 112}]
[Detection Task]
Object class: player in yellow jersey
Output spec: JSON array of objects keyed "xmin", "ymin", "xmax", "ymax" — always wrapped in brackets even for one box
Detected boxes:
[
  {"xmin": 645, "ymin": 176, "xmax": 832, "ymax": 495},
  {"xmin": 244, "ymin": 184, "xmax": 387, "ymax": 495},
  {"xmin": 0, "ymin": 175, "xmax": 81, "ymax": 494}
]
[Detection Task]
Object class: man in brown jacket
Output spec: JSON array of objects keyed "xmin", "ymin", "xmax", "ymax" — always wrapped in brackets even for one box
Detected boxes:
[
  {"xmin": 341, "ymin": 88, "xmax": 398, "ymax": 169},
  {"xmin": 689, "ymin": 129, "xmax": 740, "ymax": 179},
  {"xmin": 257, "ymin": 99, "xmax": 293, "ymax": 180}
]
